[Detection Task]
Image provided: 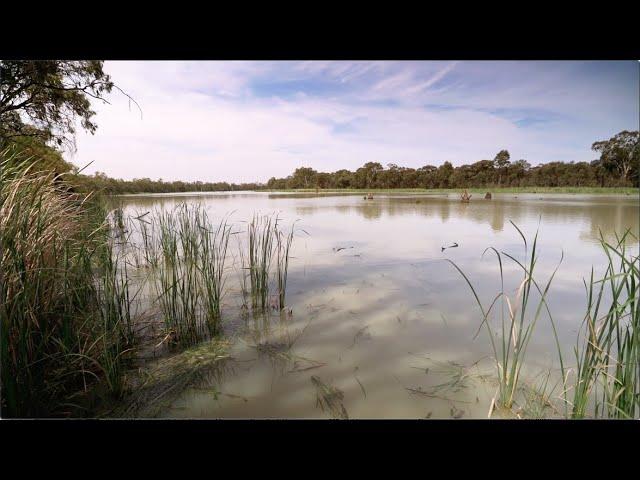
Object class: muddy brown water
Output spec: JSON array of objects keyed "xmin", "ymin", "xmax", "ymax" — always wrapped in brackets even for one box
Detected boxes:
[{"xmin": 116, "ymin": 192, "xmax": 639, "ymax": 418}]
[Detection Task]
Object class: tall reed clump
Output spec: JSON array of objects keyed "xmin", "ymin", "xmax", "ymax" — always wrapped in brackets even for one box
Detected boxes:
[
  {"xmin": 155, "ymin": 206, "xmax": 202, "ymax": 346},
  {"xmin": 247, "ymin": 214, "xmax": 276, "ymax": 311},
  {"xmin": 136, "ymin": 212, "xmax": 158, "ymax": 268},
  {"xmin": 570, "ymin": 230, "xmax": 639, "ymax": 418},
  {"xmin": 0, "ymin": 147, "xmax": 134, "ymax": 417},
  {"xmin": 448, "ymin": 221, "xmax": 565, "ymax": 413},
  {"xmin": 239, "ymin": 214, "xmax": 298, "ymax": 313},
  {"xmin": 237, "ymin": 234, "xmax": 249, "ymax": 308},
  {"xmin": 94, "ymin": 208, "xmax": 140, "ymax": 396},
  {"xmin": 196, "ymin": 211, "xmax": 232, "ymax": 335},
  {"xmin": 275, "ymin": 220, "xmax": 296, "ymax": 310},
  {"xmin": 153, "ymin": 204, "xmax": 232, "ymax": 346}
]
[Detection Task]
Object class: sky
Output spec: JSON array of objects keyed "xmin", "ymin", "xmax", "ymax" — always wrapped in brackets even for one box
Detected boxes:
[{"xmin": 70, "ymin": 61, "xmax": 639, "ymax": 183}]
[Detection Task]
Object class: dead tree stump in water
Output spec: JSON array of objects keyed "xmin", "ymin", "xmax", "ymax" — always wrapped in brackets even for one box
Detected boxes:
[
  {"xmin": 460, "ymin": 189, "xmax": 472, "ymax": 203},
  {"xmin": 484, "ymin": 192, "xmax": 492, "ymax": 199}
]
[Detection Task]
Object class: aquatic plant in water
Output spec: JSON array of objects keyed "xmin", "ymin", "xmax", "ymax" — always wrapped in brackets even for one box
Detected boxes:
[
  {"xmin": 570, "ymin": 229, "xmax": 639, "ymax": 419},
  {"xmin": 448, "ymin": 221, "xmax": 565, "ymax": 413},
  {"xmin": 311, "ymin": 375, "xmax": 349, "ymax": 419},
  {"xmin": 196, "ymin": 211, "xmax": 232, "ymax": 335},
  {"xmin": 275, "ymin": 219, "xmax": 296, "ymax": 310},
  {"xmin": 247, "ymin": 214, "xmax": 275, "ymax": 311},
  {"xmin": 450, "ymin": 221, "xmax": 639, "ymax": 418},
  {"xmin": 153, "ymin": 205, "xmax": 234, "ymax": 346}
]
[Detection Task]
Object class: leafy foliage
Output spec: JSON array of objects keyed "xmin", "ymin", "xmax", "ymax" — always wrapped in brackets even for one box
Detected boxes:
[
  {"xmin": 0, "ymin": 61, "xmax": 114, "ymax": 150},
  {"xmin": 592, "ymin": 130, "xmax": 639, "ymax": 185}
]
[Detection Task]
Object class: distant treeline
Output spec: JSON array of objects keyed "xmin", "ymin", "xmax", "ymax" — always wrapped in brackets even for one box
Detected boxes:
[
  {"xmin": 72, "ymin": 172, "xmax": 261, "ymax": 194},
  {"xmin": 267, "ymin": 139, "xmax": 639, "ymax": 190},
  {"xmin": 266, "ymin": 159, "xmax": 624, "ymax": 190},
  {"xmin": 4, "ymin": 131, "xmax": 638, "ymax": 194},
  {"xmin": 0, "ymin": 138, "xmax": 260, "ymax": 194}
]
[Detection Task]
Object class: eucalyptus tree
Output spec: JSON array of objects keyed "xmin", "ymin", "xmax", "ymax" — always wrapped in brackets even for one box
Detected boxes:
[
  {"xmin": 592, "ymin": 130, "xmax": 639, "ymax": 185},
  {"xmin": 0, "ymin": 60, "xmax": 139, "ymax": 157},
  {"xmin": 493, "ymin": 149, "xmax": 511, "ymax": 186}
]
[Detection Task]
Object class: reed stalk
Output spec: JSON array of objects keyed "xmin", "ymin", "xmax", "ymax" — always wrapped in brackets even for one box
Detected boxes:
[
  {"xmin": 571, "ymin": 229, "xmax": 639, "ymax": 418},
  {"xmin": 448, "ymin": 221, "xmax": 564, "ymax": 411},
  {"xmin": 275, "ymin": 220, "xmax": 296, "ymax": 310}
]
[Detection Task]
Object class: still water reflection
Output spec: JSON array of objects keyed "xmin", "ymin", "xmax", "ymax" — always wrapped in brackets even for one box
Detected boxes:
[{"xmin": 118, "ymin": 192, "xmax": 639, "ymax": 418}]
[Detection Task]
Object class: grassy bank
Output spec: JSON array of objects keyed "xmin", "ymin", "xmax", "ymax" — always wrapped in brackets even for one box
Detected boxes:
[{"xmin": 1, "ymin": 148, "xmax": 133, "ymax": 416}]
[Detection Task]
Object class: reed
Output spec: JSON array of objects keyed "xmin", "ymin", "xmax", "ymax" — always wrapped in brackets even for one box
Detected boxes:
[
  {"xmin": 113, "ymin": 205, "xmax": 125, "ymax": 234},
  {"xmin": 450, "ymin": 220, "xmax": 639, "ymax": 418},
  {"xmin": 275, "ymin": 220, "xmax": 296, "ymax": 310},
  {"xmin": 196, "ymin": 211, "xmax": 232, "ymax": 335},
  {"xmin": 101, "ymin": 208, "xmax": 146, "ymax": 387},
  {"xmin": 95, "ymin": 231, "xmax": 134, "ymax": 397},
  {"xmin": 448, "ymin": 221, "xmax": 565, "ymax": 412},
  {"xmin": 570, "ymin": 229, "xmax": 639, "ymax": 418},
  {"xmin": 136, "ymin": 211, "xmax": 157, "ymax": 268},
  {"xmin": 154, "ymin": 206, "xmax": 202, "ymax": 346},
  {"xmin": 0, "ymin": 147, "xmax": 135, "ymax": 416},
  {"xmin": 247, "ymin": 214, "xmax": 275, "ymax": 311},
  {"xmin": 152, "ymin": 204, "xmax": 234, "ymax": 345},
  {"xmin": 237, "ymin": 234, "xmax": 249, "ymax": 308}
]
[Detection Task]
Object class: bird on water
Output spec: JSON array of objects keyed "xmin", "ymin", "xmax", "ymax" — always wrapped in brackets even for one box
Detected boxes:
[{"xmin": 441, "ymin": 242, "xmax": 459, "ymax": 252}]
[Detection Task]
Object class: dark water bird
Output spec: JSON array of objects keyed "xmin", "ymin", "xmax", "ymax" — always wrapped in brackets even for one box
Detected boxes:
[{"xmin": 441, "ymin": 242, "xmax": 459, "ymax": 252}]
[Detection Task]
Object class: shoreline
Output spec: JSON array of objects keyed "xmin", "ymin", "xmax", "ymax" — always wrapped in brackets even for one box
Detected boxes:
[{"xmin": 113, "ymin": 187, "xmax": 640, "ymax": 197}]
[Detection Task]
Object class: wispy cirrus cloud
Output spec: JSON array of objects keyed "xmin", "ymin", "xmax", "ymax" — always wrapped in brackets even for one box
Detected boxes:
[{"xmin": 71, "ymin": 60, "xmax": 639, "ymax": 183}]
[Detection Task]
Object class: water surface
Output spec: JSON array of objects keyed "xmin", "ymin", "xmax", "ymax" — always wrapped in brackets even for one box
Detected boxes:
[{"xmin": 118, "ymin": 192, "xmax": 639, "ymax": 418}]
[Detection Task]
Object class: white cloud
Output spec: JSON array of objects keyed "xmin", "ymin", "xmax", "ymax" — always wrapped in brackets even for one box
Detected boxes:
[{"xmin": 70, "ymin": 61, "xmax": 639, "ymax": 183}]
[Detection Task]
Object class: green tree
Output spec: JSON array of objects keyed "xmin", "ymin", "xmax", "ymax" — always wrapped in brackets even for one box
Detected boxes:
[
  {"xmin": 436, "ymin": 161, "xmax": 454, "ymax": 188},
  {"xmin": 0, "ymin": 61, "xmax": 136, "ymax": 151},
  {"xmin": 493, "ymin": 149, "xmax": 511, "ymax": 186},
  {"xmin": 3, "ymin": 136, "xmax": 74, "ymax": 175},
  {"xmin": 334, "ymin": 169, "xmax": 353, "ymax": 188},
  {"xmin": 469, "ymin": 160, "xmax": 495, "ymax": 186},
  {"xmin": 383, "ymin": 163, "xmax": 403, "ymax": 188},
  {"xmin": 290, "ymin": 167, "xmax": 318, "ymax": 188},
  {"xmin": 592, "ymin": 130, "xmax": 639, "ymax": 185},
  {"xmin": 590, "ymin": 159, "xmax": 608, "ymax": 187},
  {"xmin": 508, "ymin": 159, "xmax": 530, "ymax": 187},
  {"xmin": 354, "ymin": 162, "xmax": 383, "ymax": 189},
  {"xmin": 417, "ymin": 165, "xmax": 437, "ymax": 188}
]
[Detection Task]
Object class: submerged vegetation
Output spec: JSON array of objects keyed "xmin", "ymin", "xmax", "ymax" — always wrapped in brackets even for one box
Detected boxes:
[
  {"xmin": 112, "ymin": 339, "xmax": 231, "ymax": 418},
  {"xmin": 311, "ymin": 375, "xmax": 349, "ymax": 419}
]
